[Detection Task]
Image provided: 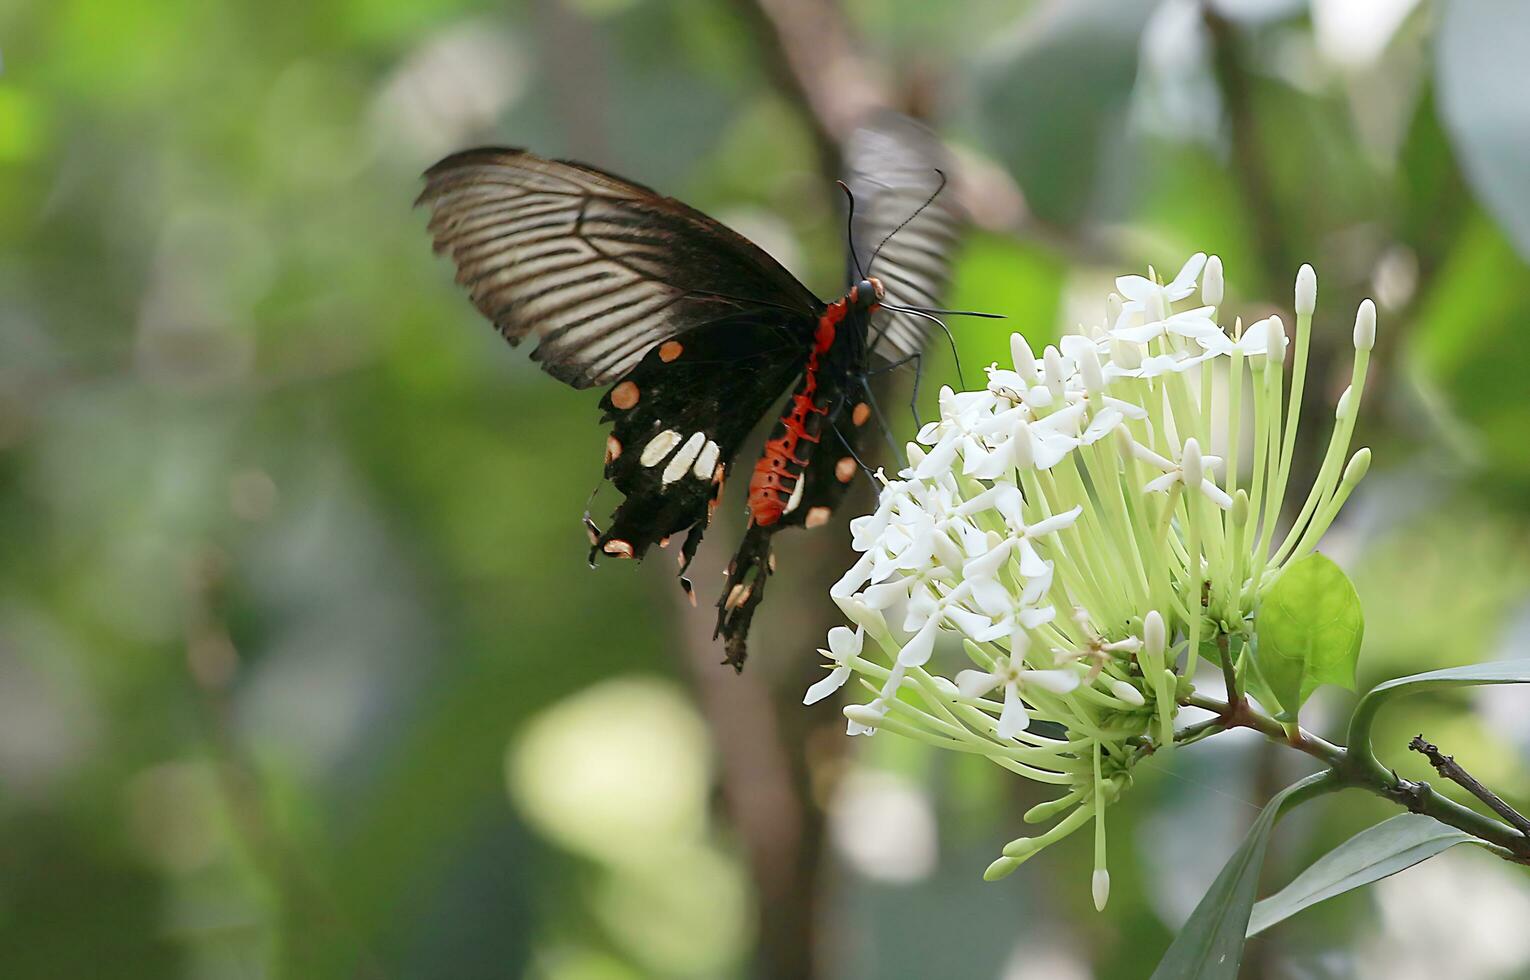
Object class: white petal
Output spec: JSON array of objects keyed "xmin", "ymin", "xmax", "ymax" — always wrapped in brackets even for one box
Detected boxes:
[
  {"xmin": 827, "ymin": 625, "xmax": 863, "ymax": 660},
  {"xmin": 1114, "ymin": 320, "xmax": 1166, "ymax": 344},
  {"xmin": 1081, "ymin": 407, "xmax": 1123, "ymax": 445},
  {"xmin": 832, "ymin": 551, "xmax": 876, "ymax": 599},
  {"xmin": 1102, "ymin": 395, "xmax": 1148, "ymax": 420},
  {"xmin": 862, "ymin": 578, "xmax": 910, "ymax": 611},
  {"xmin": 914, "ymin": 435, "xmax": 960, "ymax": 478},
  {"xmin": 1199, "ymin": 479, "xmax": 1234, "ymax": 509},
  {"xmin": 997, "ymin": 684, "xmax": 1029, "ymax": 740},
  {"xmin": 1144, "ymin": 472, "xmax": 1180, "ymax": 494},
  {"xmin": 945, "ymin": 606, "xmax": 993, "ymax": 640},
  {"xmin": 969, "ymin": 577, "xmax": 1014, "ymax": 618},
  {"xmin": 1017, "ymin": 539, "xmax": 1048, "ymax": 578},
  {"xmin": 1018, "ymin": 606, "xmax": 1057, "ymax": 630},
  {"xmin": 1032, "ymin": 433, "xmax": 1078, "ymax": 470},
  {"xmin": 1026, "ymin": 668, "xmax": 1081, "ymax": 694},
  {"xmin": 1114, "ymin": 274, "xmax": 1157, "ymax": 304},
  {"xmin": 897, "ymin": 619, "xmax": 940, "ymax": 667},
  {"xmin": 1027, "ymin": 506, "xmax": 1083, "ymax": 537},
  {"xmin": 1166, "ymin": 252, "xmax": 1207, "ymax": 298},
  {"xmin": 804, "ymin": 666, "xmax": 852, "ymax": 705},
  {"xmin": 956, "ymin": 668, "xmax": 1001, "ymax": 699}
]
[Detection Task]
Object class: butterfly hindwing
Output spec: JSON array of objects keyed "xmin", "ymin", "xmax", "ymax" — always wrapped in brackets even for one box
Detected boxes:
[{"xmin": 591, "ymin": 309, "xmax": 812, "ymax": 567}]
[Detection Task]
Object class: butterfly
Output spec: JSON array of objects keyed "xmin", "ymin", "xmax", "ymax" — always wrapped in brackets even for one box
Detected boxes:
[{"xmin": 417, "ymin": 113, "xmax": 964, "ymax": 670}]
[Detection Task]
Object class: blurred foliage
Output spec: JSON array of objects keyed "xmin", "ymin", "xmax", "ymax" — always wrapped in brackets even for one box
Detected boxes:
[{"xmin": 3, "ymin": 0, "xmax": 1530, "ymax": 978}]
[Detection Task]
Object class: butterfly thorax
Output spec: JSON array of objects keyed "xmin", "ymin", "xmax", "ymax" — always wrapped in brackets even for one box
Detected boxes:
[{"xmin": 747, "ymin": 279, "xmax": 881, "ymax": 527}]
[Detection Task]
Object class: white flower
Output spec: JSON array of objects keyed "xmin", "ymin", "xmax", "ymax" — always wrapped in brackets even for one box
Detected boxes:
[
  {"xmin": 1112, "ymin": 305, "xmax": 1221, "ymax": 346},
  {"xmin": 954, "ymin": 635, "xmax": 1081, "ymax": 740},
  {"xmin": 1197, "ymin": 315, "xmax": 1276, "ymax": 357},
  {"xmin": 1114, "ymin": 252, "xmax": 1207, "ymax": 326},
  {"xmin": 804, "ymin": 626, "xmax": 863, "ymax": 705},
  {"xmin": 1130, "ymin": 436, "xmax": 1234, "ymax": 509},
  {"xmin": 819, "ymin": 255, "xmax": 1379, "ymax": 899}
]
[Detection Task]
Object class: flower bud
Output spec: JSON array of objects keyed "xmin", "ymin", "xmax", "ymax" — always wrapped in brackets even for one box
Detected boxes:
[
  {"xmin": 1230, "ymin": 489, "xmax": 1249, "ymax": 528},
  {"xmin": 984, "ymin": 855, "xmax": 1023, "ymax": 881},
  {"xmin": 1108, "ymin": 679, "xmax": 1145, "ymax": 706},
  {"xmin": 843, "ymin": 703, "xmax": 886, "ymax": 730},
  {"xmin": 1203, "ymin": 255, "xmax": 1224, "ymax": 307},
  {"xmin": 1354, "ymin": 298, "xmax": 1376, "ymax": 351},
  {"xmin": 1092, "ymin": 869, "xmax": 1111, "ymax": 911},
  {"xmin": 1335, "ymin": 385, "xmax": 1354, "ymax": 422},
  {"xmin": 1295, "ymin": 264, "xmax": 1317, "ymax": 316},
  {"xmin": 1003, "ymin": 836, "xmax": 1039, "ymax": 858},
  {"xmin": 1267, "ymin": 315, "xmax": 1288, "ymax": 365},
  {"xmin": 1343, "ymin": 447, "xmax": 1372, "ymax": 485},
  {"xmin": 1043, "ymin": 345, "xmax": 1066, "ymax": 401},
  {"xmin": 1024, "ymin": 795, "xmax": 1079, "ymax": 824},
  {"xmin": 1079, "ymin": 343, "xmax": 1105, "ymax": 393},
  {"xmin": 1011, "ymin": 333, "xmax": 1039, "ymax": 383},
  {"xmin": 1181, "ymin": 438, "xmax": 1204, "ymax": 489},
  {"xmin": 1144, "ymin": 611, "xmax": 1165, "ymax": 658},
  {"xmin": 1011, "ymin": 418, "xmax": 1035, "ymax": 470}
]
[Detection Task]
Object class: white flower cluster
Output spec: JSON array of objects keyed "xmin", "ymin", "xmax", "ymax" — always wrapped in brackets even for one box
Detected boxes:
[{"xmin": 810, "ymin": 255, "xmax": 1378, "ymax": 907}]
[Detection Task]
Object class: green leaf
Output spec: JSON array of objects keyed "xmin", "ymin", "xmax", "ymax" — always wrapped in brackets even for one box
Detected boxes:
[
  {"xmin": 1151, "ymin": 773, "xmax": 1334, "ymax": 980},
  {"xmin": 1436, "ymin": 0, "xmax": 1530, "ymax": 260},
  {"xmin": 1253, "ymin": 554, "xmax": 1364, "ymax": 720},
  {"xmin": 1348, "ymin": 658, "xmax": 1530, "ymax": 751},
  {"xmin": 1247, "ymin": 814, "xmax": 1474, "ymax": 937}
]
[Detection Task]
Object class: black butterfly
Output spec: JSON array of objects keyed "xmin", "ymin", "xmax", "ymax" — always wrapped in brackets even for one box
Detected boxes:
[{"xmin": 417, "ymin": 114, "xmax": 962, "ymax": 669}]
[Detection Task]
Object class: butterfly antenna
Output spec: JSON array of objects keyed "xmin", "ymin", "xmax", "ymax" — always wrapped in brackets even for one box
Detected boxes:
[
  {"xmin": 867, "ymin": 169, "xmax": 947, "ymax": 274},
  {"xmin": 836, "ymin": 180, "xmax": 868, "ymax": 281},
  {"xmin": 880, "ymin": 304, "xmax": 966, "ymax": 389}
]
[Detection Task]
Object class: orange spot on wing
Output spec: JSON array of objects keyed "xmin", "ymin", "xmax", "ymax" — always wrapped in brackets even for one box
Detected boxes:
[
  {"xmin": 610, "ymin": 381, "xmax": 640, "ymax": 410},
  {"xmin": 659, "ymin": 340, "xmax": 683, "ymax": 362}
]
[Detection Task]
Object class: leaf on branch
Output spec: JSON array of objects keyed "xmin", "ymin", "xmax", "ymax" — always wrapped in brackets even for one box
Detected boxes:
[
  {"xmin": 1253, "ymin": 553, "xmax": 1363, "ymax": 721},
  {"xmin": 1151, "ymin": 773, "xmax": 1332, "ymax": 980},
  {"xmin": 1247, "ymin": 813, "xmax": 1474, "ymax": 937}
]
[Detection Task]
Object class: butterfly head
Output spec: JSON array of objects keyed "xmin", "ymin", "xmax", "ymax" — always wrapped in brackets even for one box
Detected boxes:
[{"xmin": 849, "ymin": 277, "xmax": 885, "ymax": 311}]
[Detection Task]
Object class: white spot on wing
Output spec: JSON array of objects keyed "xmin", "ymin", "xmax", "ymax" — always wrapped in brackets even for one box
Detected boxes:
[
  {"xmin": 640, "ymin": 429, "xmax": 681, "ymax": 467},
  {"xmin": 693, "ymin": 440, "xmax": 720, "ymax": 480},
  {"xmin": 662, "ymin": 432, "xmax": 706, "ymax": 485}
]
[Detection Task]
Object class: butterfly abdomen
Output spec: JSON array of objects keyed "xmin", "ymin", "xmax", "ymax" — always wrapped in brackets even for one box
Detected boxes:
[{"xmin": 747, "ymin": 304, "xmax": 846, "ymax": 527}]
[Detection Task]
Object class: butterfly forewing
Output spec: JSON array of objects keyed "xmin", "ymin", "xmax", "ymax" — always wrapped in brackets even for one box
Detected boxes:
[
  {"xmin": 844, "ymin": 113, "xmax": 963, "ymax": 364},
  {"xmin": 418, "ymin": 148, "xmax": 822, "ymax": 388}
]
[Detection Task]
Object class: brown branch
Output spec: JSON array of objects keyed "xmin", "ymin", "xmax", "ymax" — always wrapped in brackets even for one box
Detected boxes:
[{"xmin": 1409, "ymin": 735, "xmax": 1530, "ymax": 839}]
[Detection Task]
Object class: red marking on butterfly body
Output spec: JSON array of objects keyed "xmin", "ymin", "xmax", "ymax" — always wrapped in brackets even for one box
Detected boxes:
[{"xmin": 747, "ymin": 301, "xmax": 847, "ymax": 526}]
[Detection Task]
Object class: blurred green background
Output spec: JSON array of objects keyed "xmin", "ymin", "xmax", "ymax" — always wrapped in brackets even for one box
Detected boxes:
[{"xmin": 4, "ymin": 0, "xmax": 1530, "ymax": 977}]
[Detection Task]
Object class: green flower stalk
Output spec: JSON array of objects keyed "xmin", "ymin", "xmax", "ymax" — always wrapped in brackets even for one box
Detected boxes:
[{"xmin": 809, "ymin": 255, "xmax": 1378, "ymax": 905}]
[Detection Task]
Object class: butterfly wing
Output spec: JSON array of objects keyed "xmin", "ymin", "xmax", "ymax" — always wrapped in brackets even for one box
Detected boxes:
[
  {"xmin": 844, "ymin": 112, "xmax": 964, "ymax": 364},
  {"xmin": 591, "ymin": 308, "xmax": 811, "ymax": 569},
  {"xmin": 418, "ymin": 147, "xmax": 823, "ymax": 388}
]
